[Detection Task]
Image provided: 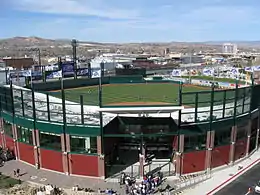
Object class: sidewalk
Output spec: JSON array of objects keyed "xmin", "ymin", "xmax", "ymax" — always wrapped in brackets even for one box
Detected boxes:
[
  {"xmin": 0, "ymin": 160, "xmax": 171, "ymax": 194},
  {"xmin": 182, "ymin": 150, "xmax": 260, "ymax": 195},
  {"xmin": 2, "ymin": 152, "xmax": 259, "ymax": 195},
  {"xmin": 0, "ymin": 161, "xmax": 125, "ymax": 194}
]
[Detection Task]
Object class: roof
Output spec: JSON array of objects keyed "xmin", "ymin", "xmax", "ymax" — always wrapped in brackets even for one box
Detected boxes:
[{"xmin": 98, "ymin": 106, "xmax": 184, "ymax": 114}]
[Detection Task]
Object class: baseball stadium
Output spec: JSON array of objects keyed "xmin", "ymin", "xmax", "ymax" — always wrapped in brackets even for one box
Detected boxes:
[{"xmin": 0, "ymin": 74, "xmax": 259, "ymax": 180}]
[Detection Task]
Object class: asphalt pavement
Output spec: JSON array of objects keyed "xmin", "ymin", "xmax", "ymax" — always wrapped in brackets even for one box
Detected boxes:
[{"xmin": 215, "ymin": 162, "xmax": 260, "ymax": 195}]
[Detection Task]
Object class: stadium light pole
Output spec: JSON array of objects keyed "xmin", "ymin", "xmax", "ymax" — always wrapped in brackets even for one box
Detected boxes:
[
  {"xmin": 60, "ymin": 72, "xmax": 68, "ymax": 157},
  {"xmin": 31, "ymin": 78, "xmax": 40, "ymax": 168},
  {"xmin": 99, "ymin": 61, "xmax": 104, "ymax": 155},
  {"xmin": 71, "ymin": 39, "xmax": 78, "ymax": 80},
  {"xmin": 188, "ymin": 48, "xmax": 193, "ymax": 84}
]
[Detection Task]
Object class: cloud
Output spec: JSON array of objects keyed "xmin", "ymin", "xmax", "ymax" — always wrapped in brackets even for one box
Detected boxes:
[
  {"xmin": 2, "ymin": 0, "xmax": 260, "ymax": 42},
  {"xmin": 8, "ymin": 0, "xmax": 140, "ymax": 19}
]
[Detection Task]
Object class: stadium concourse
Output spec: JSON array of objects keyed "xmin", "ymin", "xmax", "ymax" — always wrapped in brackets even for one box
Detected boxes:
[{"xmin": 0, "ymin": 74, "xmax": 260, "ymax": 187}]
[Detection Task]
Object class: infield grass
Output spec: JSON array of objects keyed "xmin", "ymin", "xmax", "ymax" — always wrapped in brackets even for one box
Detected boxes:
[{"xmin": 51, "ymin": 83, "xmax": 211, "ymax": 106}]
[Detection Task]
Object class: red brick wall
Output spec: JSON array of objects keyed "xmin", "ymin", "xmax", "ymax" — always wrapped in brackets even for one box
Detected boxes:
[
  {"xmin": 234, "ymin": 139, "xmax": 247, "ymax": 161},
  {"xmin": 0, "ymin": 133, "xmax": 3, "ymax": 147},
  {"xmin": 18, "ymin": 142, "xmax": 35, "ymax": 165},
  {"xmin": 70, "ymin": 154, "xmax": 98, "ymax": 177},
  {"xmin": 211, "ymin": 145, "xmax": 230, "ymax": 168},
  {"xmin": 182, "ymin": 150, "xmax": 206, "ymax": 174},
  {"xmin": 40, "ymin": 148, "xmax": 63, "ymax": 172},
  {"xmin": 5, "ymin": 135, "xmax": 14, "ymax": 151}
]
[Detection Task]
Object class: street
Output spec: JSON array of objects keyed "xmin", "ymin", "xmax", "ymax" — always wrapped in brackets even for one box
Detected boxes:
[{"xmin": 215, "ymin": 162, "xmax": 260, "ymax": 195}]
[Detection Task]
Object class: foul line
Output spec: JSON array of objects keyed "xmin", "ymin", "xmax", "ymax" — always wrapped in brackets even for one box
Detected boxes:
[{"xmin": 206, "ymin": 158, "xmax": 260, "ymax": 195}]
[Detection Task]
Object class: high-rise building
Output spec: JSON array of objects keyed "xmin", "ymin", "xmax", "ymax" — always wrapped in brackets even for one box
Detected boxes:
[
  {"xmin": 164, "ymin": 48, "xmax": 170, "ymax": 55},
  {"xmin": 222, "ymin": 43, "xmax": 238, "ymax": 54}
]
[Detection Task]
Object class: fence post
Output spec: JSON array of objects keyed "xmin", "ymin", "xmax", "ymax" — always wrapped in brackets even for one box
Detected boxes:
[
  {"xmin": 46, "ymin": 93, "xmax": 50, "ymax": 121},
  {"xmin": 10, "ymin": 81, "xmax": 15, "ymax": 118},
  {"xmin": 21, "ymin": 90, "xmax": 25, "ymax": 117},
  {"xmin": 80, "ymin": 95, "xmax": 84, "ymax": 124},
  {"xmin": 222, "ymin": 90, "xmax": 226, "ymax": 118},
  {"xmin": 194, "ymin": 92, "xmax": 198, "ymax": 122}
]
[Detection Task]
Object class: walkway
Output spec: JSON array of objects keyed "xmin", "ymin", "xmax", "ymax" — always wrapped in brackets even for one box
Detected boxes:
[
  {"xmin": 182, "ymin": 150, "xmax": 260, "ymax": 195},
  {"xmin": 0, "ymin": 161, "xmax": 173, "ymax": 194},
  {"xmin": 2, "ymin": 151, "xmax": 260, "ymax": 195},
  {"xmin": 0, "ymin": 161, "xmax": 125, "ymax": 194}
]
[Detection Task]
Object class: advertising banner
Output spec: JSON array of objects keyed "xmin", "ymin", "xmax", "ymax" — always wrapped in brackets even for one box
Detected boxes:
[
  {"xmin": 253, "ymin": 66, "xmax": 260, "ymax": 72},
  {"xmin": 245, "ymin": 65, "xmax": 260, "ymax": 72},
  {"xmin": 171, "ymin": 69, "xmax": 182, "ymax": 76},
  {"xmin": 169, "ymin": 77, "xmax": 188, "ymax": 83},
  {"xmin": 76, "ymin": 68, "xmax": 88, "ymax": 76},
  {"xmin": 244, "ymin": 67, "xmax": 253, "ymax": 72},
  {"xmin": 10, "ymin": 76, "xmax": 26, "ymax": 86},
  {"xmin": 202, "ymin": 68, "xmax": 214, "ymax": 76},
  {"xmin": 62, "ymin": 62, "xmax": 74, "ymax": 77},
  {"xmin": 92, "ymin": 70, "xmax": 101, "ymax": 78},
  {"xmin": 31, "ymin": 71, "xmax": 43, "ymax": 80},
  {"xmin": 218, "ymin": 82, "xmax": 230, "ymax": 88},
  {"xmin": 46, "ymin": 70, "xmax": 62, "ymax": 79}
]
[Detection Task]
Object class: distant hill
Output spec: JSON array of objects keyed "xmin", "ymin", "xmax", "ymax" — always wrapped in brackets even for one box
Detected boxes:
[{"xmin": 1, "ymin": 36, "xmax": 260, "ymax": 48}]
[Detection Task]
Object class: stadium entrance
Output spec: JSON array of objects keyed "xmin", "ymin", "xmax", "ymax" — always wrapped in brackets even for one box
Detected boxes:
[{"xmin": 103, "ymin": 116, "xmax": 179, "ymax": 178}]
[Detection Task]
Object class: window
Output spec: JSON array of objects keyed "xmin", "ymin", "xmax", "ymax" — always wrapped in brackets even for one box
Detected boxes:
[
  {"xmin": 251, "ymin": 118, "xmax": 258, "ymax": 134},
  {"xmin": 184, "ymin": 133, "xmax": 206, "ymax": 152},
  {"xmin": 236, "ymin": 123, "xmax": 248, "ymax": 140},
  {"xmin": 214, "ymin": 128, "xmax": 231, "ymax": 146},
  {"xmin": 3, "ymin": 120, "xmax": 12, "ymax": 137},
  {"xmin": 39, "ymin": 132, "xmax": 61, "ymax": 151},
  {"xmin": 16, "ymin": 126, "xmax": 33, "ymax": 145},
  {"xmin": 70, "ymin": 136, "xmax": 97, "ymax": 154}
]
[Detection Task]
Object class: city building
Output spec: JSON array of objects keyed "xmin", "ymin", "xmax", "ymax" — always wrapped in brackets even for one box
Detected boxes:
[
  {"xmin": 3, "ymin": 57, "xmax": 35, "ymax": 69},
  {"xmin": 164, "ymin": 48, "xmax": 170, "ymax": 56},
  {"xmin": 222, "ymin": 43, "xmax": 238, "ymax": 54}
]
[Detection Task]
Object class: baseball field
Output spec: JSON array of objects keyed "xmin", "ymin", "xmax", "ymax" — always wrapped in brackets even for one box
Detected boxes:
[{"xmin": 51, "ymin": 83, "xmax": 213, "ymax": 106}]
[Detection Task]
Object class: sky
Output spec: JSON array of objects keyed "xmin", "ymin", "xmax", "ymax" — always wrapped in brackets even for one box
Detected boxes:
[{"xmin": 1, "ymin": 0, "xmax": 260, "ymax": 42}]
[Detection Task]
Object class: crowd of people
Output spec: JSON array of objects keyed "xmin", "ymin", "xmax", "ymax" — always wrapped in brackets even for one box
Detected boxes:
[
  {"xmin": 0, "ymin": 146, "xmax": 15, "ymax": 166},
  {"xmin": 33, "ymin": 184, "xmax": 63, "ymax": 195},
  {"xmin": 121, "ymin": 171, "xmax": 169, "ymax": 195},
  {"xmin": 72, "ymin": 185, "xmax": 117, "ymax": 195}
]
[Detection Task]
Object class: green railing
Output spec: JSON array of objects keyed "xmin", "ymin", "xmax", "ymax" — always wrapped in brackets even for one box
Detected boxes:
[{"xmin": 0, "ymin": 78, "xmax": 259, "ymax": 136}]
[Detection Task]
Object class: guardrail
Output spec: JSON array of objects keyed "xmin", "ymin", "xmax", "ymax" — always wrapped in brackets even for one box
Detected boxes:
[{"xmin": 171, "ymin": 172, "xmax": 212, "ymax": 194}]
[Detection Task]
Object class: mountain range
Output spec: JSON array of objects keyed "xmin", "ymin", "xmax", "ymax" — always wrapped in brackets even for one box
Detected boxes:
[{"xmin": 1, "ymin": 36, "xmax": 260, "ymax": 47}]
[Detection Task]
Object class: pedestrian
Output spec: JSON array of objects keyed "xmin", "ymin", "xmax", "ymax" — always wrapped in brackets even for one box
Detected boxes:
[
  {"xmin": 13, "ymin": 169, "xmax": 16, "ymax": 177},
  {"xmin": 16, "ymin": 168, "xmax": 20, "ymax": 177}
]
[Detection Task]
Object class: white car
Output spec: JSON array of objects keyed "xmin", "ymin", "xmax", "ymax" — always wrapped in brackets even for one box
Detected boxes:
[{"xmin": 255, "ymin": 185, "xmax": 260, "ymax": 193}]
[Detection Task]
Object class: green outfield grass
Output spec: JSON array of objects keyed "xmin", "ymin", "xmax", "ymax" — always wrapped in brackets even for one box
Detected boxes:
[{"xmin": 51, "ymin": 83, "xmax": 211, "ymax": 106}]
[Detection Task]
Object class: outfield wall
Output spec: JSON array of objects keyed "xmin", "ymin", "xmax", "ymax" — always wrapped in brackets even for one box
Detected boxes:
[{"xmin": 30, "ymin": 75, "xmax": 145, "ymax": 91}]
